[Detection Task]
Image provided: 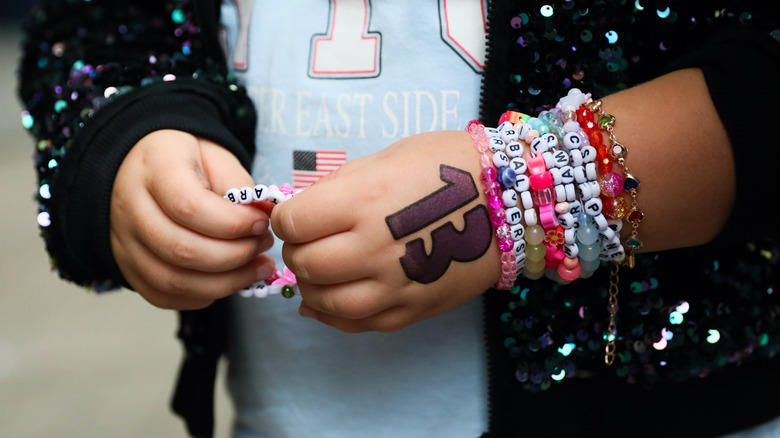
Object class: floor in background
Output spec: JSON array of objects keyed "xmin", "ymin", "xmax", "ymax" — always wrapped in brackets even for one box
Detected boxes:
[{"xmin": 0, "ymin": 25, "xmax": 233, "ymax": 438}]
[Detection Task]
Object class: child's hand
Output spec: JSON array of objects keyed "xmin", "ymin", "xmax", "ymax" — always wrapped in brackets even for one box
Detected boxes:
[
  {"xmin": 110, "ymin": 130, "xmax": 276, "ymax": 310},
  {"xmin": 272, "ymin": 131, "xmax": 501, "ymax": 332}
]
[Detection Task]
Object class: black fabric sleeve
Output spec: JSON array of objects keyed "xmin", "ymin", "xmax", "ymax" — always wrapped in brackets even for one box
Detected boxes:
[
  {"xmin": 18, "ymin": 0, "xmax": 256, "ymax": 290},
  {"xmin": 49, "ymin": 79, "xmax": 256, "ymax": 289}
]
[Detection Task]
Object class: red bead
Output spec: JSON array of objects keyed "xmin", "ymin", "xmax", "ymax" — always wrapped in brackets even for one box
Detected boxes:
[
  {"xmin": 589, "ymin": 130, "xmax": 603, "ymax": 148},
  {"xmin": 581, "ymin": 119, "xmax": 598, "ymax": 134},
  {"xmin": 576, "ymin": 105, "xmax": 593, "ymax": 122}
]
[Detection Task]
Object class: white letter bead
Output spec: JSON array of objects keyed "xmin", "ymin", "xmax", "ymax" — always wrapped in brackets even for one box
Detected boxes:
[
  {"xmin": 267, "ymin": 188, "xmax": 285, "ymax": 205},
  {"xmin": 599, "ymin": 226, "xmax": 616, "ymax": 240},
  {"xmin": 588, "ymin": 181, "xmax": 601, "ymax": 196},
  {"xmin": 601, "ymin": 235, "xmax": 622, "ymax": 253},
  {"xmin": 580, "ymin": 145, "xmax": 597, "ymax": 163},
  {"xmin": 564, "ymin": 227, "xmax": 577, "ymax": 244},
  {"xmin": 559, "ymin": 166, "xmax": 575, "ymax": 184},
  {"xmin": 542, "ymin": 152, "xmax": 555, "ymax": 169},
  {"xmin": 506, "ymin": 142, "xmax": 524, "ymax": 158},
  {"xmin": 510, "ymin": 157, "xmax": 528, "ymax": 174},
  {"xmin": 524, "ymin": 208, "xmax": 538, "ymax": 226},
  {"xmin": 252, "ymin": 184, "xmax": 269, "ymax": 202},
  {"xmin": 517, "ymin": 123, "xmax": 532, "ymax": 139},
  {"xmin": 569, "ymin": 149, "xmax": 583, "ymax": 167},
  {"xmin": 497, "ymin": 121, "xmax": 514, "ymax": 132},
  {"xmin": 568, "ymin": 200, "xmax": 583, "ymax": 216},
  {"xmin": 565, "ymin": 183, "xmax": 577, "ymax": 201},
  {"xmin": 511, "ymin": 223, "xmax": 525, "ymax": 241},
  {"xmin": 563, "ymin": 243, "xmax": 579, "ymax": 258},
  {"xmin": 542, "ymin": 133, "xmax": 559, "ymax": 149},
  {"xmin": 521, "ymin": 190, "xmax": 534, "ymax": 209},
  {"xmin": 502, "ymin": 189, "xmax": 518, "ymax": 207},
  {"xmin": 552, "ymin": 149, "xmax": 570, "ymax": 167},
  {"xmin": 563, "ymin": 131, "xmax": 582, "ymax": 150},
  {"xmin": 550, "ymin": 167, "xmax": 562, "ymax": 185},
  {"xmin": 225, "ymin": 188, "xmax": 240, "ymax": 204},
  {"xmin": 584, "ymin": 197, "xmax": 603, "ymax": 216},
  {"xmin": 501, "ymin": 128, "xmax": 520, "ymax": 143},
  {"xmin": 573, "ymin": 166, "xmax": 588, "ymax": 183},
  {"xmin": 608, "ymin": 219, "xmax": 623, "ymax": 234},
  {"xmin": 238, "ymin": 187, "xmax": 253, "ymax": 204},
  {"xmin": 489, "ymin": 137, "xmax": 506, "ymax": 153},
  {"xmin": 585, "ymin": 162, "xmax": 597, "ymax": 181},
  {"xmin": 593, "ymin": 213, "xmax": 609, "ymax": 231},
  {"xmin": 578, "ymin": 182, "xmax": 594, "ymax": 201},
  {"xmin": 530, "ymin": 137, "xmax": 547, "ymax": 155},
  {"xmin": 555, "ymin": 184, "xmax": 567, "ymax": 202},
  {"xmin": 506, "ymin": 207, "xmax": 523, "ymax": 225},
  {"xmin": 484, "ymin": 127, "xmax": 501, "ymax": 138},
  {"xmin": 513, "ymin": 240, "xmax": 527, "ymax": 257},
  {"xmin": 514, "ymin": 174, "xmax": 531, "ymax": 192},
  {"xmin": 493, "ymin": 151, "xmax": 510, "ymax": 168},
  {"xmin": 557, "ymin": 212, "xmax": 575, "ymax": 229}
]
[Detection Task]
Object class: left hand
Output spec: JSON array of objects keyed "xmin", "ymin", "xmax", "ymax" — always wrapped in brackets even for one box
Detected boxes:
[{"xmin": 271, "ymin": 131, "xmax": 501, "ymax": 332}]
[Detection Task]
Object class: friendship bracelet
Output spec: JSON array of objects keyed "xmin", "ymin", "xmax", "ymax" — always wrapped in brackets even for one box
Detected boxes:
[{"xmin": 224, "ymin": 183, "xmax": 301, "ymax": 299}]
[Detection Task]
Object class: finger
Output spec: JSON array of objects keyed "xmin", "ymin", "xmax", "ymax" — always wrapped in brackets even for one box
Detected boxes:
[
  {"xmin": 271, "ymin": 175, "xmax": 361, "ymax": 244},
  {"xmin": 296, "ymin": 278, "xmax": 399, "ymax": 321},
  {"xmin": 299, "ymin": 301, "xmax": 412, "ymax": 333},
  {"xmin": 282, "ymin": 231, "xmax": 383, "ymax": 285},
  {"xmin": 123, "ymin": 187, "xmax": 275, "ymax": 272},
  {"xmin": 118, "ymin": 233, "xmax": 276, "ymax": 301},
  {"xmin": 144, "ymin": 141, "xmax": 268, "ymax": 241},
  {"xmin": 125, "ymin": 272, "xmax": 217, "ymax": 310}
]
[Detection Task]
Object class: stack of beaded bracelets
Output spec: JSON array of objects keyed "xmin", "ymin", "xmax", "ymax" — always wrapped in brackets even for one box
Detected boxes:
[
  {"xmin": 469, "ymin": 88, "xmax": 643, "ymax": 288},
  {"xmin": 223, "ymin": 183, "xmax": 301, "ymax": 299}
]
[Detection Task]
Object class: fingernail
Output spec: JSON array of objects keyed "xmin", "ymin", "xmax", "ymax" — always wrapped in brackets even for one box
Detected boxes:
[
  {"xmin": 299, "ymin": 305, "xmax": 317, "ymax": 319},
  {"xmin": 257, "ymin": 264, "xmax": 275, "ymax": 282},
  {"xmin": 251, "ymin": 220, "xmax": 267, "ymax": 235}
]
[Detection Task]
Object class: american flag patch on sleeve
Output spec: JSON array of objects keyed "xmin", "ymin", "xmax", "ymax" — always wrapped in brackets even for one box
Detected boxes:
[{"xmin": 292, "ymin": 150, "xmax": 347, "ymax": 189}]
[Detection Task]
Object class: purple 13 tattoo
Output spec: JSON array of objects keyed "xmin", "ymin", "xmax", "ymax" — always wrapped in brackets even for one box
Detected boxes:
[{"xmin": 385, "ymin": 164, "xmax": 492, "ymax": 284}]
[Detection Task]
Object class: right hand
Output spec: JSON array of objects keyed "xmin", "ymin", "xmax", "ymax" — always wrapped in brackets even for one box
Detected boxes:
[{"xmin": 110, "ymin": 129, "xmax": 276, "ymax": 310}]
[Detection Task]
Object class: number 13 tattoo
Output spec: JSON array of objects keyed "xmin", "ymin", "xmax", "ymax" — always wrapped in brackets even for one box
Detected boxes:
[{"xmin": 385, "ymin": 164, "xmax": 492, "ymax": 284}]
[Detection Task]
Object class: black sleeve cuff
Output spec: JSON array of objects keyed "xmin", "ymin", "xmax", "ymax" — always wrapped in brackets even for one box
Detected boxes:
[{"xmin": 49, "ymin": 79, "xmax": 257, "ymax": 289}]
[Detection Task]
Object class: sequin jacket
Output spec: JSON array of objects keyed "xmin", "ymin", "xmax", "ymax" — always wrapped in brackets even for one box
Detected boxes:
[{"xmin": 18, "ymin": 1, "xmax": 780, "ymax": 437}]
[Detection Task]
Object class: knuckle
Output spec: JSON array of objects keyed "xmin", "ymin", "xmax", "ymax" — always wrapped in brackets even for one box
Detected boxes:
[
  {"xmin": 168, "ymin": 239, "xmax": 198, "ymax": 266},
  {"xmin": 168, "ymin": 195, "xmax": 198, "ymax": 223}
]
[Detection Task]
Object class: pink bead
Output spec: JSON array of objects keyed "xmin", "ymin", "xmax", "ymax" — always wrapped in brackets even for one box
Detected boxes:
[
  {"xmin": 544, "ymin": 243, "xmax": 565, "ymax": 262},
  {"xmin": 481, "ymin": 166, "xmax": 497, "ymax": 183},
  {"xmin": 558, "ymin": 259, "xmax": 582, "ymax": 281},
  {"xmin": 530, "ymin": 172, "xmax": 553, "ymax": 191},
  {"xmin": 525, "ymin": 153, "xmax": 547, "ymax": 175},
  {"xmin": 599, "ymin": 172, "xmax": 624, "ymax": 197},
  {"xmin": 499, "ymin": 237, "xmax": 514, "ymax": 252},
  {"xmin": 480, "ymin": 151, "xmax": 494, "ymax": 168},
  {"xmin": 501, "ymin": 251, "xmax": 515, "ymax": 263},
  {"xmin": 484, "ymin": 180, "xmax": 501, "ymax": 197},
  {"xmin": 533, "ymin": 188, "xmax": 555, "ymax": 206},
  {"xmin": 488, "ymin": 195, "xmax": 503, "ymax": 210},
  {"xmin": 563, "ymin": 256, "xmax": 579, "ymax": 269},
  {"xmin": 491, "ymin": 208, "xmax": 507, "ymax": 227},
  {"xmin": 539, "ymin": 203, "xmax": 558, "ymax": 229}
]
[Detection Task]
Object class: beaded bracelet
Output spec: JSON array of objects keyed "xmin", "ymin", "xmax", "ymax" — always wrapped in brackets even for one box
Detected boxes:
[
  {"xmin": 467, "ymin": 120, "xmax": 518, "ymax": 290},
  {"xmin": 224, "ymin": 183, "xmax": 301, "ymax": 299}
]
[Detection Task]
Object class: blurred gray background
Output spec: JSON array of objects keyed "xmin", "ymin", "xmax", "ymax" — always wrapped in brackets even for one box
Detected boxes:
[{"xmin": 1, "ymin": 3, "xmax": 232, "ymax": 437}]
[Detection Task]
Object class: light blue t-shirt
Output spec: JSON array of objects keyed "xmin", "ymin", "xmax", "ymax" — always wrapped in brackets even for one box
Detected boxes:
[{"xmin": 220, "ymin": 1, "xmax": 489, "ymax": 436}]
